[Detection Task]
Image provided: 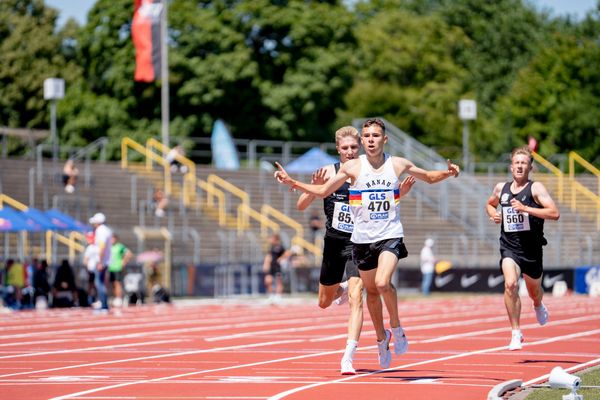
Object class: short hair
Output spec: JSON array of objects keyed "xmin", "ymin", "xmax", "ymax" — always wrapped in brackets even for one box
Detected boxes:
[
  {"xmin": 362, "ymin": 118, "xmax": 386, "ymax": 134},
  {"xmin": 334, "ymin": 126, "xmax": 359, "ymax": 146},
  {"xmin": 511, "ymin": 146, "xmax": 533, "ymax": 165}
]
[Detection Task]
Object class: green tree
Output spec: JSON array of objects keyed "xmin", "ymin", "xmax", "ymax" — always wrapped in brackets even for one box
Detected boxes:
[
  {"xmin": 0, "ymin": 0, "xmax": 78, "ymax": 154},
  {"xmin": 495, "ymin": 31, "xmax": 600, "ymax": 163},
  {"xmin": 338, "ymin": 8, "xmax": 469, "ymax": 159}
]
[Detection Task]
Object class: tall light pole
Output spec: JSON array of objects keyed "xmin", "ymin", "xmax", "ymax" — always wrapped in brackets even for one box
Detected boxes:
[
  {"xmin": 458, "ymin": 99, "xmax": 477, "ymax": 173},
  {"xmin": 44, "ymin": 78, "xmax": 65, "ymax": 162}
]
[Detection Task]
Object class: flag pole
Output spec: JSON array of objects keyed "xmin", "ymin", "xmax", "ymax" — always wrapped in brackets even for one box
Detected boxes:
[{"xmin": 160, "ymin": 0, "xmax": 169, "ymax": 151}]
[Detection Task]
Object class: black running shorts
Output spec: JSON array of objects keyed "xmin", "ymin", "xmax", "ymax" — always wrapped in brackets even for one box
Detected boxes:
[
  {"xmin": 500, "ymin": 248, "xmax": 543, "ymax": 279},
  {"xmin": 320, "ymin": 236, "xmax": 359, "ymax": 286},
  {"xmin": 352, "ymin": 238, "xmax": 408, "ymax": 272}
]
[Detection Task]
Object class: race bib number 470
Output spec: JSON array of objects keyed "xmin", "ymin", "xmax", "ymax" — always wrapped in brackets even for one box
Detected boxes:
[
  {"xmin": 502, "ymin": 206, "xmax": 530, "ymax": 232},
  {"xmin": 362, "ymin": 191, "xmax": 395, "ymax": 221}
]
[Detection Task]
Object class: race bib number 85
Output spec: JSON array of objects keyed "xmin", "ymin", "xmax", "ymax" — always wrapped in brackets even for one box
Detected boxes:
[
  {"xmin": 332, "ymin": 202, "xmax": 354, "ymax": 233},
  {"xmin": 502, "ymin": 206, "xmax": 530, "ymax": 232}
]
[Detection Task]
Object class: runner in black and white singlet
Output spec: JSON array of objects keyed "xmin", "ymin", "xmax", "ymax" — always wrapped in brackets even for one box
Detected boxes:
[
  {"xmin": 274, "ymin": 118, "xmax": 459, "ymax": 370},
  {"xmin": 487, "ymin": 146, "xmax": 560, "ymax": 351},
  {"xmin": 296, "ymin": 126, "xmax": 414, "ymax": 375}
]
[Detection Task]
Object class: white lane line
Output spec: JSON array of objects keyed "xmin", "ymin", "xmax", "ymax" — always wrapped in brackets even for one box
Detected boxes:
[
  {"xmin": 266, "ymin": 327, "xmax": 600, "ymax": 400},
  {"xmin": 45, "ymin": 324, "xmax": 600, "ymax": 400},
  {"xmin": 0, "ymin": 339, "xmax": 302, "ymax": 379},
  {"xmin": 0, "ymin": 339, "xmax": 184, "ymax": 360}
]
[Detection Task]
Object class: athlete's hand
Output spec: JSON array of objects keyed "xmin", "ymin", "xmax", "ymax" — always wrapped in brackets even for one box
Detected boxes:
[
  {"xmin": 510, "ymin": 198, "xmax": 527, "ymax": 213},
  {"xmin": 274, "ymin": 162, "xmax": 297, "ymax": 192},
  {"xmin": 490, "ymin": 211, "xmax": 501, "ymax": 224},
  {"xmin": 447, "ymin": 159, "xmax": 460, "ymax": 177},
  {"xmin": 399, "ymin": 176, "xmax": 416, "ymax": 198},
  {"xmin": 311, "ymin": 167, "xmax": 328, "ymax": 185}
]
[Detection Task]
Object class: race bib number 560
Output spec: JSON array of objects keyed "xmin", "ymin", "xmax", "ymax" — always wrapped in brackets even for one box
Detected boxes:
[{"xmin": 502, "ymin": 206, "xmax": 530, "ymax": 232}]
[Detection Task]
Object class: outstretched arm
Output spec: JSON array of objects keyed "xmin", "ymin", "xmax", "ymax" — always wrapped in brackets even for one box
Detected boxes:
[
  {"xmin": 274, "ymin": 161, "xmax": 352, "ymax": 198},
  {"xmin": 402, "ymin": 159, "xmax": 460, "ymax": 184}
]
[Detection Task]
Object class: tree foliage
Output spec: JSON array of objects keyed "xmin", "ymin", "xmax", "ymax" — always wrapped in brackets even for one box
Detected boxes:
[{"xmin": 0, "ymin": 0, "xmax": 598, "ymax": 167}]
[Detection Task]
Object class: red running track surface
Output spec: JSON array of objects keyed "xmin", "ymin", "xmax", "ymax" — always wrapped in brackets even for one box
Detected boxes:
[{"xmin": 0, "ymin": 294, "xmax": 599, "ymax": 400}]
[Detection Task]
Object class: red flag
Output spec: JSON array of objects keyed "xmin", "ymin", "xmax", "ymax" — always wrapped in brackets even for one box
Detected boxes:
[{"xmin": 132, "ymin": 0, "xmax": 163, "ymax": 82}]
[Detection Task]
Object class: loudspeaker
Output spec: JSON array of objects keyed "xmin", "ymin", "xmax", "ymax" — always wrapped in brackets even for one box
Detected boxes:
[{"xmin": 549, "ymin": 366, "xmax": 581, "ymax": 390}]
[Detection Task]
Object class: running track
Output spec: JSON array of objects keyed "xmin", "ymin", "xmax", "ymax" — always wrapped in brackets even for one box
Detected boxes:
[{"xmin": 1, "ymin": 294, "xmax": 599, "ymax": 400}]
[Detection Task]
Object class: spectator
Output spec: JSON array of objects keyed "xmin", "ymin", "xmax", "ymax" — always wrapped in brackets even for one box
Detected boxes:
[
  {"xmin": 62, "ymin": 159, "xmax": 79, "ymax": 193},
  {"xmin": 51, "ymin": 260, "xmax": 78, "ymax": 308},
  {"xmin": 420, "ymin": 238, "xmax": 436, "ymax": 296},
  {"xmin": 4, "ymin": 259, "xmax": 25, "ymax": 309},
  {"xmin": 33, "ymin": 260, "xmax": 51, "ymax": 309},
  {"xmin": 89, "ymin": 212, "xmax": 113, "ymax": 313},
  {"xmin": 262, "ymin": 233, "xmax": 291, "ymax": 303},
  {"xmin": 308, "ymin": 209, "xmax": 324, "ymax": 243},
  {"xmin": 166, "ymin": 145, "xmax": 188, "ymax": 174},
  {"xmin": 152, "ymin": 187, "xmax": 169, "ymax": 218},
  {"xmin": 83, "ymin": 231, "xmax": 99, "ymax": 307},
  {"xmin": 109, "ymin": 234, "xmax": 133, "ymax": 308}
]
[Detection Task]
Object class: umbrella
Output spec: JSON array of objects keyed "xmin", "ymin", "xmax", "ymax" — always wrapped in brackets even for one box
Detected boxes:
[
  {"xmin": 0, "ymin": 207, "xmax": 31, "ymax": 232},
  {"xmin": 136, "ymin": 250, "xmax": 163, "ymax": 264},
  {"xmin": 44, "ymin": 209, "xmax": 88, "ymax": 231}
]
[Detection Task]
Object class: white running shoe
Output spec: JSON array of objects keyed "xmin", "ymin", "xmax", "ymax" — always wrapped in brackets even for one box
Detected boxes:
[
  {"xmin": 508, "ymin": 331, "xmax": 523, "ymax": 351},
  {"xmin": 340, "ymin": 358, "xmax": 356, "ymax": 375},
  {"xmin": 393, "ymin": 328, "xmax": 408, "ymax": 355},
  {"xmin": 377, "ymin": 330, "xmax": 392, "ymax": 369},
  {"xmin": 534, "ymin": 303, "xmax": 548, "ymax": 326},
  {"xmin": 334, "ymin": 281, "xmax": 349, "ymax": 306}
]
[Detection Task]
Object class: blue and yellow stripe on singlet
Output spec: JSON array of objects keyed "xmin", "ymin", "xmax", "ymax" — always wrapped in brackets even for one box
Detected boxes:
[{"xmin": 349, "ymin": 188, "xmax": 400, "ymax": 206}]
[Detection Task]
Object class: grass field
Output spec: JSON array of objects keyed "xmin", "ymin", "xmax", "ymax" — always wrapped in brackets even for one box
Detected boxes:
[{"xmin": 524, "ymin": 366, "xmax": 600, "ymax": 400}]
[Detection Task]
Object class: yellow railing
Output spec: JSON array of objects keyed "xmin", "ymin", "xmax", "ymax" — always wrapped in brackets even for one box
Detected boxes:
[
  {"xmin": 121, "ymin": 137, "xmax": 172, "ymax": 196},
  {"xmin": 197, "ymin": 178, "xmax": 228, "ymax": 226},
  {"xmin": 0, "ymin": 194, "xmax": 85, "ymax": 263},
  {"xmin": 120, "ymin": 137, "xmax": 323, "ymax": 259},
  {"xmin": 237, "ymin": 203, "xmax": 280, "ymax": 237},
  {"xmin": 532, "ymin": 151, "xmax": 600, "ymax": 231},
  {"xmin": 146, "ymin": 138, "xmax": 197, "ymax": 206},
  {"xmin": 532, "ymin": 152, "xmax": 564, "ymax": 202},
  {"xmin": 569, "ymin": 151, "xmax": 600, "ymax": 230},
  {"xmin": 207, "ymin": 174, "xmax": 250, "ymax": 229}
]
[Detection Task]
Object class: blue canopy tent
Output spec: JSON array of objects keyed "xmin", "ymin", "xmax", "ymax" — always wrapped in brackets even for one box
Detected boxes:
[
  {"xmin": 21, "ymin": 208, "xmax": 60, "ymax": 232},
  {"xmin": 0, "ymin": 207, "xmax": 31, "ymax": 232},
  {"xmin": 285, "ymin": 147, "xmax": 338, "ymax": 174},
  {"xmin": 44, "ymin": 209, "xmax": 88, "ymax": 232}
]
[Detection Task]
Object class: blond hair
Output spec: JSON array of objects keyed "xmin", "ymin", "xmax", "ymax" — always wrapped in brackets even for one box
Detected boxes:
[
  {"xmin": 335, "ymin": 126, "xmax": 359, "ymax": 146},
  {"xmin": 511, "ymin": 146, "xmax": 533, "ymax": 164}
]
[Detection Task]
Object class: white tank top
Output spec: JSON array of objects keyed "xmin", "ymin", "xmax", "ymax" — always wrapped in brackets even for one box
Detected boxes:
[{"xmin": 349, "ymin": 154, "xmax": 404, "ymax": 243}]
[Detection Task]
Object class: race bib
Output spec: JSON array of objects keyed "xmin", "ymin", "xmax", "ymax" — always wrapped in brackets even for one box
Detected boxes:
[
  {"xmin": 502, "ymin": 206, "xmax": 530, "ymax": 232},
  {"xmin": 362, "ymin": 191, "xmax": 395, "ymax": 221},
  {"xmin": 332, "ymin": 202, "xmax": 354, "ymax": 233}
]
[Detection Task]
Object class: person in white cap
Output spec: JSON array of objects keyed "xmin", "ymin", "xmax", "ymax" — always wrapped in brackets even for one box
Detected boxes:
[
  {"xmin": 89, "ymin": 213, "xmax": 113, "ymax": 313},
  {"xmin": 420, "ymin": 238, "xmax": 435, "ymax": 296}
]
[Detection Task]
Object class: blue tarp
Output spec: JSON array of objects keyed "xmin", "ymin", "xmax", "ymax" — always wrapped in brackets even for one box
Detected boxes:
[
  {"xmin": 43, "ymin": 209, "xmax": 88, "ymax": 231},
  {"xmin": 0, "ymin": 207, "xmax": 32, "ymax": 232},
  {"xmin": 285, "ymin": 147, "xmax": 338, "ymax": 174}
]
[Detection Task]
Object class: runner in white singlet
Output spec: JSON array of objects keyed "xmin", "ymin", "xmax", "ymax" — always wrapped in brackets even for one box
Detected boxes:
[{"xmin": 274, "ymin": 118, "xmax": 459, "ymax": 370}]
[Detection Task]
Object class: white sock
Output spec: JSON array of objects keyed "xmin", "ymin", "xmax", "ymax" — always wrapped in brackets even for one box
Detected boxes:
[
  {"xmin": 344, "ymin": 339, "xmax": 358, "ymax": 360},
  {"xmin": 512, "ymin": 329, "xmax": 521, "ymax": 336}
]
